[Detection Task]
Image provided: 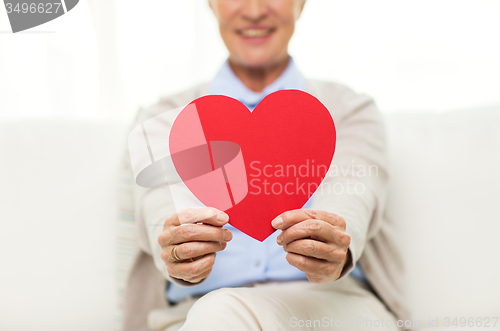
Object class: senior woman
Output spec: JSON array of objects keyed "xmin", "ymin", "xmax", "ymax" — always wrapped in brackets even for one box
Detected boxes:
[{"xmin": 122, "ymin": 0, "xmax": 409, "ymax": 330}]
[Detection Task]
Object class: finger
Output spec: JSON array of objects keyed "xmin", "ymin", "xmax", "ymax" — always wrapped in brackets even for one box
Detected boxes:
[
  {"xmin": 167, "ymin": 253, "xmax": 215, "ymax": 281},
  {"xmin": 170, "ymin": 224, "xmax": 233, "ymax": 245},
  {"xmin": 278, "ymin": 219, "xmax": 335, "ymax": 245},
  {"xmin": 284, "ymin": 239, "xmax": 347, "ymax": 263},
  {"xmin": 279, "ymin": 221, "xmax": 350, "ymax": 248},
  {"xmin": 285, "ymin": 252, "xmax": 336, "ymax": 278},
  {"xmin": 271, "ymin": 209, "xmax": 346, "ymax": 230},
  {"xmin": 184, "ymin": 267, "xmax": 213, "ymax": 284},
  {"xmin": 167, "ymin": 207, "xmax": 229, "ymax": 227},
  {"xmin": 173, "ymin": 241, "xmax": 227, "ymax": 261}
]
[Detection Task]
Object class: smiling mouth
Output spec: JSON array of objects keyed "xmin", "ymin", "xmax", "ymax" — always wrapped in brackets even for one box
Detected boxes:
[{"xmin": 237, "ymin": 28, "xmax": 275, "ymax": 38}]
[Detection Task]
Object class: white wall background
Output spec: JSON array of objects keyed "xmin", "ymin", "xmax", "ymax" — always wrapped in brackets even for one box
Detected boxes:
[{"xmin": 1, "ymin": 0, "xmax": 499, "ymax": 118}]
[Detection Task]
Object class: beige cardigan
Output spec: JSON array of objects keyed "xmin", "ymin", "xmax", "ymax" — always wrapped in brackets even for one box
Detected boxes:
[{"xmin": 121, "ymin": 80, "xmax": 410, "ymax": 331}]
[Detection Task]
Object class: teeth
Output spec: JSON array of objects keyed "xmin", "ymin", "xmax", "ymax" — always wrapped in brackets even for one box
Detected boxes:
[{"xmin": 240, "ymin": 29, "xmax": 272, "ymax": 38}]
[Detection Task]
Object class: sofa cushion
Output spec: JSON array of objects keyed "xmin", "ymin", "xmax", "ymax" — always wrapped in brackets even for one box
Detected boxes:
[
  {"xmin": 0, "ymin": 119, "xmax": 128, "ymax": 331},
  {"xmin": 384, "ymin": 106, "xmax": 500, "ymax": 325}
]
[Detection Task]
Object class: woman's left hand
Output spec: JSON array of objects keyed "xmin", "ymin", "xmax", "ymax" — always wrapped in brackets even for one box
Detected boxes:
[{"xmin": 272, "ymin": 209, "xmax": 351, "ymax": 284}]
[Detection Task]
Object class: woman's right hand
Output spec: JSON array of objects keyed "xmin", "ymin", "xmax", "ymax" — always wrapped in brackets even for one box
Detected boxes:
[{"xmin": 158, "ymin": 207, "xmax": 233, "ymax": 284}]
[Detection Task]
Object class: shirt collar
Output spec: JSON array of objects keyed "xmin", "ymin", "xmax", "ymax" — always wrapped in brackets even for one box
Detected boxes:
[{"xmin": 209, "ymin": 57, "xmax": 306, "ymax": 110}]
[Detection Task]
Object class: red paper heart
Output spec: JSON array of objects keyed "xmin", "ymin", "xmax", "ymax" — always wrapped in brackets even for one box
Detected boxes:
[{"xmin": 169, "ymin": 90, "xmax": 336, "ymax": 241}]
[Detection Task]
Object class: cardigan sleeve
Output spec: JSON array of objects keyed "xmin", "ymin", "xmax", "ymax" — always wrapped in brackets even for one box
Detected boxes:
[
  {"xmin": 307, "ymin": 81, "xmax": 389, "ymax": 279},
  {"xmin": 125, "ymin": 88, "xmax": 211, "ymax": 287}
]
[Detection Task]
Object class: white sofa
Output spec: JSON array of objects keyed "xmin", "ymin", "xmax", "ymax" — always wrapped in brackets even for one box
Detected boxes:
[{"xmin": 1, "ymin": 106, "xmax": 499, "ymax": 331}]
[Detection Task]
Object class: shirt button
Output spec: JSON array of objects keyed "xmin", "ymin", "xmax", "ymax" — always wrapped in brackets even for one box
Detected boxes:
[{"xmin": 255, "ymin": 260, "xmax": 261, "ymax": 267}]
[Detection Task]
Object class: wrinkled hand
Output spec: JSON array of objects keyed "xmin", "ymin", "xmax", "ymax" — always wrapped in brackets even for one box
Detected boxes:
[
  {"xmin": 158, "ymin": 207, "xmax": 233, "ymax": 284},
  {"xmin": 272, "ymin": 209, "xmax": 351, "ymax": 284}
]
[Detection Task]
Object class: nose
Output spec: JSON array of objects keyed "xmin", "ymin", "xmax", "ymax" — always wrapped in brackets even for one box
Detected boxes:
[{"xmin": 240, "ymin": 0, "xmax": 268, "ymax": 22}]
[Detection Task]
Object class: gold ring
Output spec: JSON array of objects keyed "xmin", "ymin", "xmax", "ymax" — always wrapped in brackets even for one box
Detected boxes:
[{"xmin": 171, "ymin": 245, "xmax": 182, "ymax": 262}]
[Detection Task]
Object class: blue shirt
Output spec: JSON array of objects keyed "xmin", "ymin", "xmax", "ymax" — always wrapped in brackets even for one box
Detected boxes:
[{"xmin": 166, "ymin": 58, "xmax": 365, "ymax": 303}]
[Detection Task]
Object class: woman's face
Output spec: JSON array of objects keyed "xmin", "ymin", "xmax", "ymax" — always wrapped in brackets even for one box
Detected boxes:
[{"xmin": 210, "ymin": 0, "xmax": 305, "ymax": 68}]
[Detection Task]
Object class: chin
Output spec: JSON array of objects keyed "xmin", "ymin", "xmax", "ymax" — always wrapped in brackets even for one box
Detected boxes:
[{"xmin": 232, "ymin": 51, "xmax": 285, "ymax": 69}]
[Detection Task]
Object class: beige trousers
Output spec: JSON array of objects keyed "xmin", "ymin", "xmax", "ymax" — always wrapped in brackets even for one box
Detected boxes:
[{"xmin": 148, "ymin": 276, "xmax": 401, "ymax": 331}]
